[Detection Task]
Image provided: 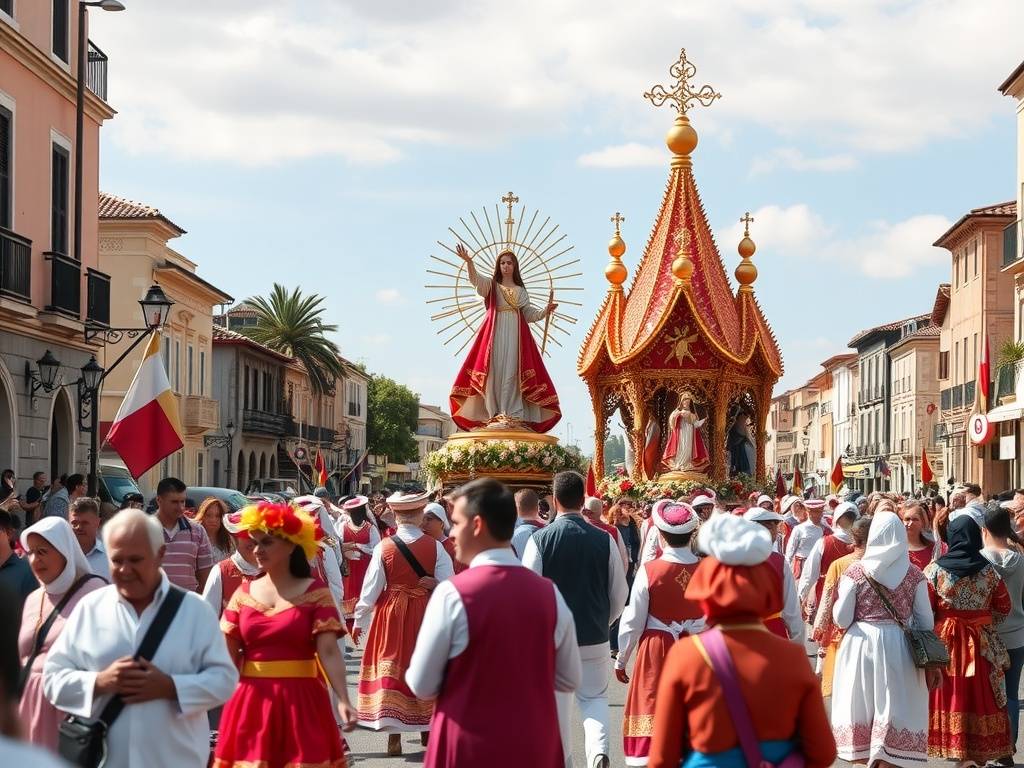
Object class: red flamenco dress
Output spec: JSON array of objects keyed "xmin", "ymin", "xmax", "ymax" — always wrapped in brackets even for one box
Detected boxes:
[
  {"xmin": 448, "ymin": 273, "xmax": 561, "ymax": 433},
  {"xmin": 925, "ymin": 562, "xmax": 1012, "ymax": 762},
  {"xmin": 213, "ymin": 578, "xmax": 348, "ymax": 768}
]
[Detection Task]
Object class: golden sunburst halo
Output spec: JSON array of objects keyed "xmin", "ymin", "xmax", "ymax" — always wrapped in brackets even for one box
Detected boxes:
[{"xmin": 425, "ymin": 191, "xmax": 583, "ymax": 357}]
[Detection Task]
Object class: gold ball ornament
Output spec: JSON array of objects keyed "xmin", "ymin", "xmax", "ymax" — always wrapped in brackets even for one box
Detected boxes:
[
  {"xmin": 608, "ymin": 233, "xmax": 626, "ymax": 258},
  {"xmin": 735, "ymin": 260, "xmax": 758, "ymax": 286},
  {"xmin": 738, "ymin": 236, "xmax": 756, "ymax": 259},
  {"xmin": 672, "ymin": 254, "xmax": 694, "ymax": 283},
  {"xmin": 605, "ymin": 260, "xmax": 628, "ymax": 286},
  {"xmin": 666, "ymin": 115, "xmax": 698, "ymax": 156}
]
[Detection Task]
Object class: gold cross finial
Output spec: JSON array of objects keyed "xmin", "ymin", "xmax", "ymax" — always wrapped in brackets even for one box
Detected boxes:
[
  {"xmin": 644, "ymin": 48, "xmax": 721, "ymax": 114},
  {"xmin": 610, "ymin": 212, "xmax": 625, "ymax": 235},
  {"xmin": 502, "ymin": 191, "xmax": 519, "ymax": 242},
  {"xmin": 740, "ymin": 211, "xmax": 754, "ymax": 237}
]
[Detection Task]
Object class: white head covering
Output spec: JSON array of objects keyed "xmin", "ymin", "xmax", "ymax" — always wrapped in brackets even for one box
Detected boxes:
[
  {"xmin": 424, "ymin": 502, "xmax": 449, "ymax": 533},
  {"xmin": 859, "ymin": 510, "xmax": 911, "ymax": 590},
  {"xmin": 651, "ymin": 500, "xmax": 698, "ymax": 535},
  {"xmin": 780, "ymin": 494, "xmax": 799, "ymax": 514},
  {"xmin": 697, "ymin": 514, "xmax": 772, "ymax": 566},
  {"xmin": 293, "ymin": 495, "xmax": 342, "ymax": 562},
  {"xmin": 832, "ymin": 501, "xmax": 858, "ymax": 523},
  {"xmin": 387, "ymin": 490, "xmax": 430, "ymax": 512},
  {"xmin": 20, "ymin": 517, "xmax": 93, "ymax": 595},
  {"xmin": 743, "ymin": 507, "xmax": 785, "ymax": 523},
  {"xmin": 691, "ymin": 494, "xmax": 715, "ymax": 509},
  {"xmin": 756, "ymin": 494, "xmax": 774, "ymax": 509}
]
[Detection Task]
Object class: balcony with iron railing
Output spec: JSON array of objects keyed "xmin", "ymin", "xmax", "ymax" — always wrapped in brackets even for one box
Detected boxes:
[
  {"xmin": 86, "ymin": 41, "xmax": 108, "ymax": 102},
  {"xmin": 43, "ymin": 251, "xmax": 80, "ymax": 317},
  {"xmin": 242, "ymin": 409, "xmax": 288, "ymax": 436},
  {"xmin": 0, "ymin": 227, "xmax": 31, "ymax": 303},
  {"xmin": 997, "ymin": 363, "xmax": 1019, "ymax": 403},
  {"xmin": 285, "ymin": 419, "xmax": 337, "ymax": 445}
]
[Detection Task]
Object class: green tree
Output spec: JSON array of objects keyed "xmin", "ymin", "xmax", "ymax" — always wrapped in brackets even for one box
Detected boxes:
[
  {"xmin": 604, "ymin": 434, "xmax": 626, "ymax": 465},
  {"xmin": 241, "ymin": 284, "xmax": 344, "ymax": 396},
  {"xmin": 367, "ymin": 374, "xmax": 419, "ymax": 464}
]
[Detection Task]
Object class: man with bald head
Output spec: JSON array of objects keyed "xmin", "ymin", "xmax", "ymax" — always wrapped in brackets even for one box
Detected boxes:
[{"xmin": 44, "ymin": 509, "xmax": 237, "ymax": 768}]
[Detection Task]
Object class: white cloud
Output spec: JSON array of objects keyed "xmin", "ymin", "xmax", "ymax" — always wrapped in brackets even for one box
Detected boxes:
[
  {"xmin": 374, "ymin": 288, "xmax": 403, "ymax": 304},
  {"xmin": 362, "ymin": 333, "xmax": 392, "ymax": 345},
  {"xmin": 90, "ymin": 0, "xmax": 1024, "ymax": 166},
  {"xmin": 577, "ymin": 143, "xmax": 665, "ymax": 168},
  {"xmin": 718, "ymin": 204, "xmax": 951, "ymax": 280},
  {"xmin": 749, "ymin": 148, "xmax": 858, "ymax": 176}
]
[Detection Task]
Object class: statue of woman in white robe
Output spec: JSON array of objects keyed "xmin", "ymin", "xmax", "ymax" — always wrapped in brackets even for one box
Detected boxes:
[{"xmin": 660, "ymin": 391, "xmax": 710, "ymax": 473}]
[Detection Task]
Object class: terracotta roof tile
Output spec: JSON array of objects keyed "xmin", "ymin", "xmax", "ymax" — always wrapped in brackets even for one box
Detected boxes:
[
  {"xmin": 98, "ymin": 192, "xmax": 185, "ymax": 234},
  {"xmin": 212, "ymin": 325, "xmax": 292, "ymax": 363},
  {"xmin": 933, "ymin": 201, "xmax": 1016, "ymax": 248},
  {"xmin": 848, "ymin": 313, "xmax": 931, "ymax": 348}
]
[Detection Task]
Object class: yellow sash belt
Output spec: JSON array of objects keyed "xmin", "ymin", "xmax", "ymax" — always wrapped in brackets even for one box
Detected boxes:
[{"xmin": 242, "ymin": 659, "xmax": 319, "ymax": 678}]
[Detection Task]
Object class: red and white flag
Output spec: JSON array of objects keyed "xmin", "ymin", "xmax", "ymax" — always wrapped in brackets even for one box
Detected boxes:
[
  {"xmin": 978, "ymin": 331, "xmax": 991, "ymax": 413},
  {"xmin": 106, "ymin": 333, "xmax": 184, "ymax": 479}
]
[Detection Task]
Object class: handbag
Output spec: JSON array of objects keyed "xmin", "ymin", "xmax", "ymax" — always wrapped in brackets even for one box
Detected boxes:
[
  {"xmin": 696, "ymin": 628, "xmax": 805, "ymax": 768},
  {"xmin": 865, "ymin": 574, "xmax": 950, "ymax": 669},
  {"xmin": 18, "ymin": 574, "xmax": 106, "ymax": 695},
  {"xmin": 57, "ymin": 586, "xmax": 185, "ymax": 768}
]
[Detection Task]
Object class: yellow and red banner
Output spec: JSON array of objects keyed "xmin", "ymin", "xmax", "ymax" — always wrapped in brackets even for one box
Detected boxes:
[
  {"xmin": 922, "ymin": 450, "xmax": 934, "ymax": 485},
  {"xmin": 830, "ymin": 457, "xmax": 844, "ymax": 494},
  {"xmin": 791, "ymin": 465, "xmax": 803, "ymax": 497},
  {"xmin": 106, "ymin": 333, "xmax": 184, "ymax": 479},
  {"xmin": 314, "ymin": 449, "xmax": 328, "ymax": 487}
]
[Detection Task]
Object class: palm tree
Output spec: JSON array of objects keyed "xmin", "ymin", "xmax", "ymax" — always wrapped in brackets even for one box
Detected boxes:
[{"xmin": 241, "ymin": 284, "xmax": 344, "ymax": 396}]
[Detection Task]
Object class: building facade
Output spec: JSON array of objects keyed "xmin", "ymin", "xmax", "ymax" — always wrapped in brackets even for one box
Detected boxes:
[
  {"xmin": 825, "ymin": 354, "xmax": 858, "ymax": 474},
  {"xmin": 0, "ymin": 4, "xmax": 115, "ymax": 486},
  {"xmin": 96, "ymin": 194, "xmax": 231, "ymax": 494},
  {"xmin": 935, "ymin": 204, "xmax": 1015, "ymax": 491},
  {"xmin": 887, "ymin": 324, "xmax": 941, "ymax": 493}
]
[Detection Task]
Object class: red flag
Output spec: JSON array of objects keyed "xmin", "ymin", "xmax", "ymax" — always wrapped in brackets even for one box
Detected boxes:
[
  {"xmin": 830, "ymin": 457, "xmax": 844, "ymax": 494},
  {"xmin": 922, "ymin": 450, "xmax": 934, "ymax": 485},
  {"xmin": 314, "ymin": 449, "xmax": 328, "ymax": 487},
  {"xmin": 978, "ymin": 332, "xmax": 991, "ymax": 413},
  {"xmin": 774, "ymin": 467, "xmax": 786, "ymax": 499},
  {"xmin": 585, "ymin": 464, "xmax": 598, "ymax": 497},
  {"xmin": 791, "ymin": 465, "xmax": 803, "ymax": 497}
]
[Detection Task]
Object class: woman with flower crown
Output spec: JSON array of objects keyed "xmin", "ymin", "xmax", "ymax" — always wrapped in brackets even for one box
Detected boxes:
[{"xmin": 212, "ymin": 501, "xmax": 357, "ymax": 768}]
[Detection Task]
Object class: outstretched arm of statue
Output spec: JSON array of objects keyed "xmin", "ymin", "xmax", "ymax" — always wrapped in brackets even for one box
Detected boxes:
[{"xmin": 457, "ymin": 242, "xmax": 491, "ymax": 298}]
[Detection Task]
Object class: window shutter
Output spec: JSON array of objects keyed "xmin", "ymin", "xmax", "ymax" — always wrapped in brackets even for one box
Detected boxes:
[
  {"xmin": 0, "ymin": 108, "xmax": 10, "ymax": 229},
  {"xmin": 52, "ymin": 0, "xmax": 69, "ymax": 62},
  {"xmin": 51, "ymin": 144, "xmax": 69, "ymax": 255}
]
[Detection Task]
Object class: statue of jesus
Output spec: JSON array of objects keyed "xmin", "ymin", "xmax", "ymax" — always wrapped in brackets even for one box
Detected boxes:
[{"xmin": 448, "ymin": 244, "xmax": 562, "ymax": 433}]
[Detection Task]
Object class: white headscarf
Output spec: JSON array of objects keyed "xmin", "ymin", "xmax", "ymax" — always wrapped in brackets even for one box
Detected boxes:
[
  {"xmin": 859, "ymin": 510, "xmax": 911, "ymax": 590},
  {"xmin": 294, "ymin": 495, "xmax": 343, "ymax": 564},
  {"xmin": 697, "ymin": 514, "xmax": 772, "ymax": 566},
  {"xmin": 20, "ymin": 517, "xmax": 93, "ymax": 596}
]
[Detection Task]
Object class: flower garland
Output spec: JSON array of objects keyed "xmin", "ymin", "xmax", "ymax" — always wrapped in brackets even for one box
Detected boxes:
[
  {"xmin": 423, "ymin": 439, "xmax": 586, "ymax": 482},
  {"xmin": 598, "ymin": 469, "xmax": 770, "ymax": 504}
]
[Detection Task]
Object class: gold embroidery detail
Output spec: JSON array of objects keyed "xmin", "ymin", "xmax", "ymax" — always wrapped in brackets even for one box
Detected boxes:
[{"xmin": 623, "ymin": 714, "xmax": 655, "ymax": 738}]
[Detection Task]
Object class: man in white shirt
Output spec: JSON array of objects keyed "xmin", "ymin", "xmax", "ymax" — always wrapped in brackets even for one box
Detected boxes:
[
  {"xmin": 407, "ymin": 478, "xmax": 580, "ymax": 766},
  {"xmin": 798, "ymin": 501, "xmax": 858, "ymax": 611},
  {"xmin": 523, "ymin": 471, "xmax": 628, "ymax": 768},
  {"xmin": 43, "ymin": 508, "xmax": 238, "ymax": 768},
  {"xmin": 69, "ymin": 496, "xmax": 110, "ymax": 581},
  {"xmin": 784, "ymin": 498, "xmax": 828, "ymax": 581}
]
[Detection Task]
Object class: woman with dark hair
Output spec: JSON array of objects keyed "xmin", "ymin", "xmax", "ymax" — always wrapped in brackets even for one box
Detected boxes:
[
  {"xmin": 449, "ymin": 243, "xmax": 561, "ymax": 432},
  {"xmin": 213, "ymin": 502, "xmax": 356, "ymax": 768},
  {"xmin": 982, "ymin": 502, "xmax": 1024, "ymax": 766},
  {"xmin": 926, "ymin": 516, "xmax": 1013, "ymax": 765}
]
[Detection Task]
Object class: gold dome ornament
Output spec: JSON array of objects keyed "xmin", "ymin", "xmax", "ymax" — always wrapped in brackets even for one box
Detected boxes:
[
  {"xmin": 605, "ymin": 212, "xmax": 628, "ymax": 288},
  {"xmin": 672, "ymin": 229, "xmax": 695, "ymax": 285},
  {"xmin": 735, "ymin": 211, "xmax": 757, "ymax": 289}
]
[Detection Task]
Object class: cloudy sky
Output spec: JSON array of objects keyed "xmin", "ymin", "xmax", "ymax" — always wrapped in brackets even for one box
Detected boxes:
[{"xmin": 91, "ymin": 0, "xmax": 1024, "ymax": 451}]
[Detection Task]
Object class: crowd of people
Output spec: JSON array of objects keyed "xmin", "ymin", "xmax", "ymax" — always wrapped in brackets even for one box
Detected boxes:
[{"xmin": 2, "ymin": 468, "xmax": 1024, "ymax": 768}]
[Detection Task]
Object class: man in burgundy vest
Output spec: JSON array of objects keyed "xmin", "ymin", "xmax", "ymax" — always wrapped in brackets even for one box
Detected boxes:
[{"xmin": 407, "ymin": 478, "xmax": 581, "ymax": 768}]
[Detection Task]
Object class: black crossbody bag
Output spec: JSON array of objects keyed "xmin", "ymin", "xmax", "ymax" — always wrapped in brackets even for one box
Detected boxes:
[
  {"xmin": 18, "ymin": 574, "xmax": 106, "ymax": 695},
  {"xmin": 58, "ymin": 586, "xmax": 185, "ymax": 768},
  {"xmin": 391, "ymin": 537, "xmax": 429, "ymax": 578}
]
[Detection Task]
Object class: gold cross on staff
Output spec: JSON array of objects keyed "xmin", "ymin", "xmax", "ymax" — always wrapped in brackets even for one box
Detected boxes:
[
  {"xmin": 502, "ymin": 191, "xmax": 519, "ymax": 242},
  {"xmin": 644, "ymin": 48, "xmax": 721, "ymax": 114},
  {"xmin": 740, "ymin": 211, "xmax": 754, "ymax": 237},
  {"xmin": 610, "ymin": 212, "xmax": 625, "ymax": 234}
]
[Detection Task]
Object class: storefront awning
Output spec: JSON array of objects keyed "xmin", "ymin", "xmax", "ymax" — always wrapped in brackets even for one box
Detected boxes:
[{"xmin": 986, "ymin": 403, "xmax": 1024, "ymax": 423}]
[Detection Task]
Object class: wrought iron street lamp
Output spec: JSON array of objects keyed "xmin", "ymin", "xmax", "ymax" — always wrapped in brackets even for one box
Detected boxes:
[
  {"xmin": 25, "ymin": 350, "xmax": 63, "ymax": 405},
  {"xmin": 204, "ymin": 420, "xmax": 237, "ymax": 487},
  {"xmin": 139, "ymin": 283, "xmax": 173, "ymax": 330}
]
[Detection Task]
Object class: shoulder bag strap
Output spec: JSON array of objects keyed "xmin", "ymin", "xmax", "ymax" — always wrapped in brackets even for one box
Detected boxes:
[
  {"xmin": 864, "ymin": 575, "xmax": 907, "ymax": 629},
  {"xmin": 95, "ymin": 586, "xmax": 186, "ymax": 729},
  {"xmin": 694, "ymin": 629, "xmax": 765, "ymax": 768},
  {"xmin": 18, "ymin": 574, "xmax": 103, "ymax": 693},
  {"xmin": 390, "ymin": 536, "xmax": 429, "ymax": 579}
]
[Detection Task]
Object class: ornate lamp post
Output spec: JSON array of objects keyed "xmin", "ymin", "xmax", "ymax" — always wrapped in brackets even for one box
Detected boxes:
[{"xmin": 204, "ymin": 420, "xmax": 236, "ymax": 488}]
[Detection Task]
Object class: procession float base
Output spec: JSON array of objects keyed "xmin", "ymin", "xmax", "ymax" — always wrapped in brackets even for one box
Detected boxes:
[
  {"xmin": 597, "ymin": 469, "xmax": 770, "ymax": 506},
  {"xmin": 424, "ymin": 429, "xmax": 585, "ymax": 494},
  {"xmin": 658, "ymin": 469, "xmax": 710, "ymax": 483}
]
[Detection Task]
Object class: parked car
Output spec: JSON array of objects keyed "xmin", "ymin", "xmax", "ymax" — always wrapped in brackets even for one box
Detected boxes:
[
  {"xmin": 245, "ymin": 478, "xmax": 302, "ymax": 498},
  {"xmin": 146, "ymin": 486, "xmax": 251, "ymax": 515},
  {"xmin": 97, "ymin": 462, "xmax": 144, "ymax": 508}
]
